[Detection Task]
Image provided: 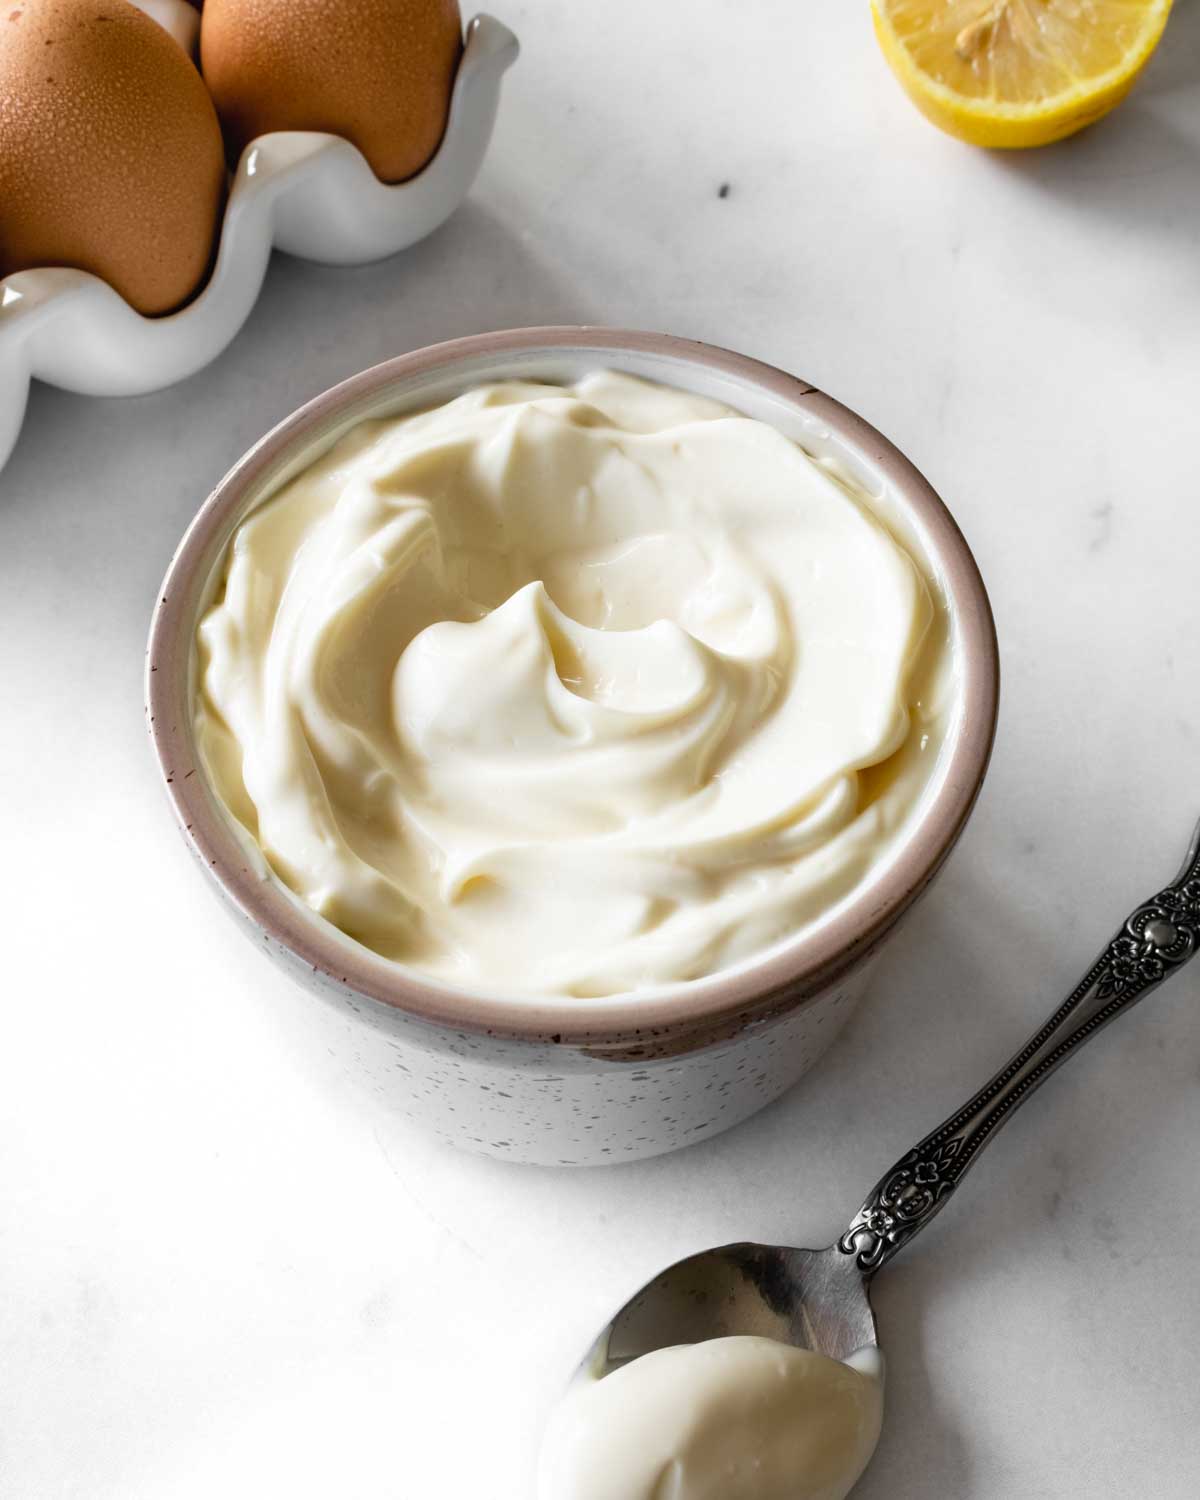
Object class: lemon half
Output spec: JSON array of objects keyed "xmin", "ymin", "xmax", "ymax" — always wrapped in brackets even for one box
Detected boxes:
[{"xmin": 872, "ymin": 0, "xmax": 1173, "ymax": 148}]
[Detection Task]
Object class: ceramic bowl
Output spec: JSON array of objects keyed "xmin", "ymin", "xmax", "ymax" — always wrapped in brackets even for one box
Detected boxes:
[
  {"xmin": 0, "ymin": 13, "xmax": 518, "ymax": 475},
  {"xmin": 146, "ymin": 328, "xmax": 999, "ymax": 1166}
]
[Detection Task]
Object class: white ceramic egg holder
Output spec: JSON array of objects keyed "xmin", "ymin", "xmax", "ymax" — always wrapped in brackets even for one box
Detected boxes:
[{"xmin": 0, "ymin": 13, "xmax": 518, "ymax": 475}]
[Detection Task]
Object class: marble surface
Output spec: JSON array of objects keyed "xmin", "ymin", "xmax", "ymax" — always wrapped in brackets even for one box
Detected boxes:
[{"xmin": 2, "ymin": 4, "xmax": 1199, "ymax": 1495}]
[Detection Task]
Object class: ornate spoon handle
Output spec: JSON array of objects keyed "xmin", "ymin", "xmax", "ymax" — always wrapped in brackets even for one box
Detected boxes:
[{"xmin": 840, "ymin": 817, "xmax": 1200, "ymax": 1274}]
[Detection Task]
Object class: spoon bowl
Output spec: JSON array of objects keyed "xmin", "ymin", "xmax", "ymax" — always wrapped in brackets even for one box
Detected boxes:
[{"xmin": 582, "ymin": 1242, "xmax": 876, "ymax": 1384}]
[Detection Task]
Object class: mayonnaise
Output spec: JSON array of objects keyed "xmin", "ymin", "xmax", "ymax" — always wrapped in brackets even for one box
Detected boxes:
[
  {"xmin": 537, "ymin": 1337, "xmax": 884, "ymax": 1500},
  {"xmin": 195, "ymin": 372, "xmax": 953, "ymax": 997}
]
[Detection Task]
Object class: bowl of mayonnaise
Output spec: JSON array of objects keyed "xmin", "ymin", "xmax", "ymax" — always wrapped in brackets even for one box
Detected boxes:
[{"xmin": 147, "ymin": 327, "xmax": 998, "ymax": 1164}]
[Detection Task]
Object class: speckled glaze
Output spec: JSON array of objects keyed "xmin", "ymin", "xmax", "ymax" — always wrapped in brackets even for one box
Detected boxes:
[
  {"xmin": 146, "ymin": 329, "xmax": 999, "ymax": 1165},
  {"xmin": 238, "ymin": 897, "xmax": 878, "ymax": 1164}
]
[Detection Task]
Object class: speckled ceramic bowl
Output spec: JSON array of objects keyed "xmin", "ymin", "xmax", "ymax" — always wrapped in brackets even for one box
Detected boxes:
[{"xmin": 146, "ymin": 328, "xmax": 999, "ymax": 1165}]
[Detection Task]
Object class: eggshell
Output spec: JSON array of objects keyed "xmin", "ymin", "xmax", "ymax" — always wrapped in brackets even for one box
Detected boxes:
[
  {"xmin": 0, "ymin": 0, "xmax": 226, "ymax": 315},
  {"xmin": 200, "ymin": 0, "xmax": 462, "ymax": 183}
]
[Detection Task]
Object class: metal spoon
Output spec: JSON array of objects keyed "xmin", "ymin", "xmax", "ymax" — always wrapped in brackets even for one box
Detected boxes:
[{"xmin": 579, "ymin": 816, "xmax": 1200, "ymax": 1379}]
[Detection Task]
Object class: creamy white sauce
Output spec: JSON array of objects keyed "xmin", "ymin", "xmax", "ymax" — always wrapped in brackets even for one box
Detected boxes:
[
  {"xmin": 537, "ymin": 1337, "xmax": 884, "ymax": 1500},
  {"xmin": 195, "ymin": 372, "xmax": 953, "ymax": 997}
]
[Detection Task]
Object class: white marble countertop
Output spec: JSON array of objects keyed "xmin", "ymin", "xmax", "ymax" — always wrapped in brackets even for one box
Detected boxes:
[{"xmin": 3, "ymin": 4, "xmax": 1199, "ymax": 1496}]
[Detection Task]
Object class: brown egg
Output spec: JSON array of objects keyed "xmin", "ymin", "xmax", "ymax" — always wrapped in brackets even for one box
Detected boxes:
[
  {"xmin": 0, "ymin": 0, "xmax": 225, "ymax": 316},
  {"xmin": 200, "ymin": 0, "xmax": 462, "ymax": 183}
]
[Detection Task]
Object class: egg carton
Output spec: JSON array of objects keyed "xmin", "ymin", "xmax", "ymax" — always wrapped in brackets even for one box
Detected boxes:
[{"xmin": 0, "ymin": 13, "xmax": 519, "ymax": 475}]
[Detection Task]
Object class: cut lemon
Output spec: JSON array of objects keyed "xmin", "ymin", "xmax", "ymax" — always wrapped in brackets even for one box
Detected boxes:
[{"xmin": 872, "ymin": 0, "xmax": 1173, "ymax": 148}]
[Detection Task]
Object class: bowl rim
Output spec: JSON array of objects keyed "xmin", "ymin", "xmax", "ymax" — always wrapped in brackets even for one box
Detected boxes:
[{"xmin": 146, "ymin": 326, "xmax": 999, "ymax": 1048}]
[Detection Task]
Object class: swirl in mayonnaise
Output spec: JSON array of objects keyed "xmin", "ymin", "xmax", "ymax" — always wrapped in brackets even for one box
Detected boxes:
[{"xmin": 195, "ymin": 372, "xmax": 953, "ymax": 997}]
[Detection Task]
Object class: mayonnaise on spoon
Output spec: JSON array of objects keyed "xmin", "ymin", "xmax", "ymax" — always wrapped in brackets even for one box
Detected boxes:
[{"xmin": 538, "ymin": 1337, "xmax": 883, "ymax": 1500}]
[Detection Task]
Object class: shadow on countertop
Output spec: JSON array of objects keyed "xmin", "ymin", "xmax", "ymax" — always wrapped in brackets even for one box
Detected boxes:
[{"xmin": 977, "ymin": 0, "xmax": 1200, "ymax": 256}]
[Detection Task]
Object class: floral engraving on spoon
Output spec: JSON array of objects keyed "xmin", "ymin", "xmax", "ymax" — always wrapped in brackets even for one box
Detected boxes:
[{"xmin": 840, "ymin": 852, "xmax": 1200, "ymax": 1273}]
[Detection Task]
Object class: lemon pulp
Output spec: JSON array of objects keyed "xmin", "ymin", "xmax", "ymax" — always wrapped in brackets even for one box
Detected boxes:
[{"xmin": 872, "ymin": 0, "xmax": 1174, "ymax": 148}]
